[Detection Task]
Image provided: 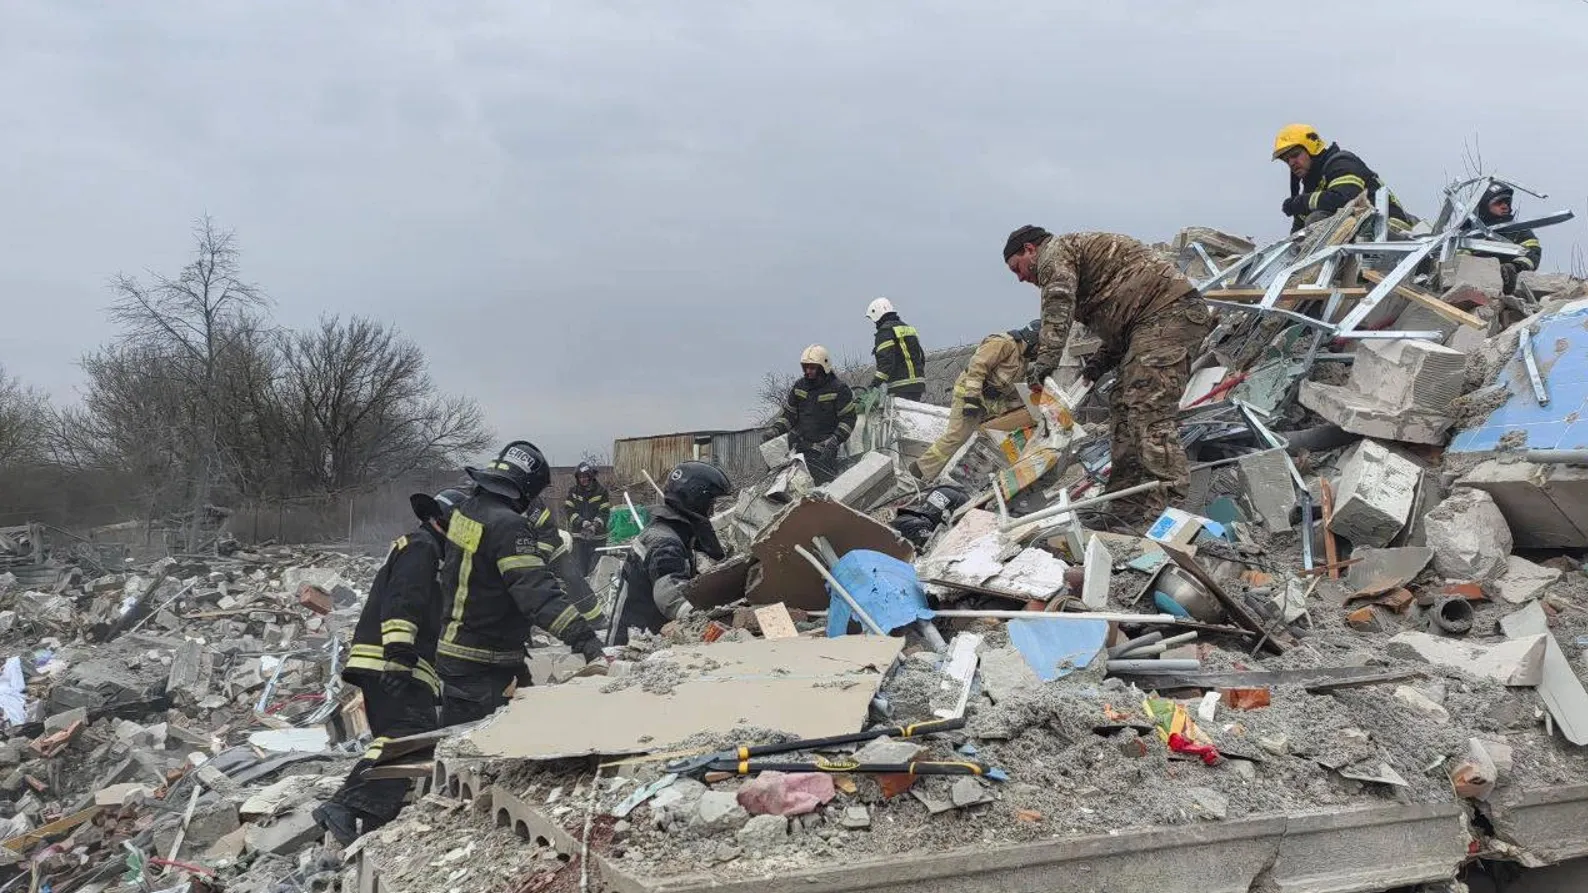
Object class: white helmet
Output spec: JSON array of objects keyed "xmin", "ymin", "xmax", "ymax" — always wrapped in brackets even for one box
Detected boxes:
[
  {"xmin": 799, "ymin": 344, "xmax": 833, "ymax": 374},
  {"xmin": 865, "ymin": 297, "xmax": 895, "ymax": 323}
]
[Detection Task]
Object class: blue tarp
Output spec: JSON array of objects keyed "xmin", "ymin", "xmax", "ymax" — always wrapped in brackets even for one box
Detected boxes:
[
  {"xmin": 1452, "ymin": 302, "xmax": 1588, "ymax": 453},
  {"xmin": 825, "ymin": 550, "xmax": 933, "ymax": 637},
  {"xmin": 1007, "ymin": 617, "xmax": 1108, "ymax": 681}
]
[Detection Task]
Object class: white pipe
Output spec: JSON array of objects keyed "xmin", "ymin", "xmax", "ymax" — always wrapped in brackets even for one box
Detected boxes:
[
  {"xmin": 640, "ymin": 469, "xmax": 666, "ymax": 499},
  {"xmin": 929, "ymin": 609, "xmax": 1185, "ymax": 624},
  {"xmin": 793, "ymin": 544, "xmax": 887, "ymax": 636},
  {"xmin": 998, "ymin": 481, "xmax": 1166, "ymax": 532}
]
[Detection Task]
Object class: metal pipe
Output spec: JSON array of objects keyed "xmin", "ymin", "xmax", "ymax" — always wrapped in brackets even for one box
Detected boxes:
[
  {"xmin": 929, "ymin": 609, "xmax": 1187, "ymax": 624},
  {"xmin": 1106, "ymin": 659, "xmax": 1202, "ymax": 673},
  {"xmin": 1521, "ymin": 450, "xmax": 1588, "ymax": 464},
  {"xmin": 1106, "ymin": 632, "xmax": 1162, "ymax": 658},
  {"xmin": 793, "ymin": 544, "xmax": 887, "ymax": 636},
  {"xmin": 997, "ymin": 481, "xmax": 1166, "ymax": 532},
  {"xmin": 640, "ymin": 469, "xmax": 666, "ymax": 499}
]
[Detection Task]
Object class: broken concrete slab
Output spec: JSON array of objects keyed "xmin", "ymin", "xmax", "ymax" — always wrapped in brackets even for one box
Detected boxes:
[
  {"xmin": 1345, "ymin": 547, "xmax": 1434, "ymax": 597},
  {"xmin": 746, "ymin": 494, "xmax": 914, "ymax": 610},
  {"xmin": 1184, "ymin": 787, "xmax": 1229, "ymax": 821},
  {"xmin": 1425, "ymin": 489, "xmax": 1512, "ymax": 581},
  {"xmin": 758, "ymin": 434, "xmax": 790, "ymax": 470},
  {"xmin": 692, "ymin": 791, "xmax": 750, "ymax": 836},
  {"xmin": 93, "ymin": 783, "xmax": 149, "ymax": 807},
  {"xmin": 244, "ymin": 804, "xmax": 322, "ymax": 855},
  {"xmin": 1442, "ymin": 254, "xmax": 1505, "ymax": 299},
  {"xmin": 854, "ymin": 737, "xmax": 926, "ymax": 765},
  {"xmin": 950, "ymin": 777, "xmax": 992, "ymax": 809},
  {"xmin": 1236, "ymin": 450, "xmax": 1296, "ymax": 532},
  {"xmin": 1081, "ymin": 536, "xmax": 1112, "ymax": 610},
  {"xmin": 1498, "ymin": 556, "xmax": 1564, "ymax": 605},
  {"xmin": 1502, "ymin": 601, "xmax": 1588, "ymax": 745},
  {"xmin": 1330, "ymin": 441, "xmax": 1421, "ymax": 547},
  {"xmin": 735, "ymin": 814, "xmax": 788, "ymax": 851},
  {"xmin": 976, "ymin": 646, "xmax": 1044, "ymax": 704},
  {"xmin": 1457, "ymin": 460, "xmax": 1588, "ymax": 549},
  {"xmin": 1393, "ymin": 686, "xmax": 1450, "ymax": 724},
  {"xmin": 1299, "ymin": 382, "xmax": 1454, "ymax": 445},
  {"xmin": 1351, "ymin": 339, "xmax": 1468, "ymax": 415},
  {"xmin": 815, "ymin": 452, "xmax": 897, "ymax": 511},
  {"xmin": 1385, "ymin": 631, "xmax": 1544, "ymax": 687}
]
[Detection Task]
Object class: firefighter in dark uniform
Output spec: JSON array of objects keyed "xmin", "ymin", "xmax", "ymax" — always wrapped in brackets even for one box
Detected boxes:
[
  {"xmin": 563, "ymin": 461, "xmax": 611, "ymax": 577},
  {"xmin": 1272, "ymin": 124, "xmax": 1413, "ymax": 233},
  {"xmin": 1470, "ymin": 181, "xmax": 1543, "ymax": 296},
  {"xmin": 436, "ymin": 441, "xmax": 607, "ymax": 726},
  {"xmin": 865, "ymin": 298, "xmax": 926, "ymax": 402},
  {"xmin": 608, "ymin": 461, "xmax": 731, "ymax": 646},
  {"xmin": 528, "ymin": 495, "xmax": 606, "ymax": 629},
  {"xmin": 312, "ymin": 487, "xmax": 465, "ymax": 845},
  {"xmin": 760, "ymin": 345, "xmax": 858, "ymax": 485}
]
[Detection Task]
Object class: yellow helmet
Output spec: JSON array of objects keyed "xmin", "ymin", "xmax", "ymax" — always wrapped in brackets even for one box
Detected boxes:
[
  {"xmin": 799, "ymin": 344, "xmax": 833, "ymax": 374},
  {"xmin": 1272, "ymin": 124, "xmax": 1325, "ymax": 160}
]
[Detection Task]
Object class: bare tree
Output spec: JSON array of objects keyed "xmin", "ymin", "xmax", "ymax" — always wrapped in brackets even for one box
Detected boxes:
[
  {"xmin": 274, "ymin": 315, "xmax": 491, "ymax": 492},
  {"xmin": 0, "ymin": 365, "xmax": 50, "ymax": 467},
  {"xmin": 105, "ymin": 216, "xmax": 269, "ymax": 548},
  {"xmin": 752, "ymin": 352, "xmax": 873, "ymax": 423}
]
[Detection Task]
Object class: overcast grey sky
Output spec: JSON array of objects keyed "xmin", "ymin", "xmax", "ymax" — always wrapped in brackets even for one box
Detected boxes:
[{"xmin": 3, "ymin": 1, "xmax": 1585, "ymax": 462}]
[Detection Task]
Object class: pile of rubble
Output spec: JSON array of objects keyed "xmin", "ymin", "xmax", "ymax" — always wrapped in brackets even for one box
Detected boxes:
[{"xmin": 0, "ymin": 542, "xmax": 385, "ymax": 892}]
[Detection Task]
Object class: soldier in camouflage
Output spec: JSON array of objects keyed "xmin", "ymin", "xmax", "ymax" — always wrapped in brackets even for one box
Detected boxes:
[{"xmin": 1002, "ymin": 226, "xmax": 1212, "ymax": 523}]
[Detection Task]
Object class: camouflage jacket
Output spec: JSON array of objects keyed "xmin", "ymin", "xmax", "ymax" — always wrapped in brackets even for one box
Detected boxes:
[{"xmin": 1032, "ymin": 232, "xmax": 1194, "ymax": 376}]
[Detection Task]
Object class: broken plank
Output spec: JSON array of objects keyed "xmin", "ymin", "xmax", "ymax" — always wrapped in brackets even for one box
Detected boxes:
[
  {"xmin": 1107, "ymin": 666, "xmax": 1420, "ymax": 692},
  {"xmin": 1320, "ymin": 479, "xmax": 1341, "ymax": 580},
  {"xmin": 1360, "ymin": 269, "xmax": 1485, "ymax": 329}
]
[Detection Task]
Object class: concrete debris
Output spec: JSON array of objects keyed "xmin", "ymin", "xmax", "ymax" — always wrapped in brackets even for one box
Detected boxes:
[
  {"xmin": 243, "ymin": 804, "xmax": 323, "ymax": 855},
  {"xmin": 1236, "ymin": 449, "xmax": 1296, "ymax": 532},
  {"xmin": 837, "ymin": 805, "xmax": 871, "ymax": 829},
  {"xmin": 1329, "ymin": 441, "xmax": 1421, "ymax": 547},
  {"xmin": 1392, "ymin": 686, "xmax": 1451, "ymax": 725},
  {"xmin": 1458, "ymin": 459, "xmax": 1588, "ymax": 549},
  {"xmin": 1425, "ymin": 488, "xmax": 1513, "ymax": 581},
  {"xmin": 1496, "ymin": 555, "xmax": 1564, "ymax": 604},
  {"xmin": 692, "ymin": 791, "xmax": 751, "ymax": 836},
  {"xmin": 1300, "ymin": 340, "xmax": 1465, "ymax": 444},
  {"xmin": 734, "ymin": 814, "xmax": 788, "ymax": 851},
  {"xmin": 1441, "ymin": 254, "xmax": 1505, "ymax": 299},
  {"xmin": 1386, "ymin": 631, "xmax": 1545, "ymax": 687}
]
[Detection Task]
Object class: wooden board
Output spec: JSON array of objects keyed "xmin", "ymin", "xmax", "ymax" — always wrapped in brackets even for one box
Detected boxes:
[{"xmin": 1360, "ymin": 269, "xmax": 1486, "ymax": 329}]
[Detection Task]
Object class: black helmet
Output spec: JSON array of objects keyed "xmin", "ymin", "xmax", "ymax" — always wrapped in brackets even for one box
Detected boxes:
[
  {"xmin": 576, "ymin": 461, "xmax": 597, "ymax": 478},
  {"xmin": 663, "ymin": 460, "xmax": 732, "ymax": 519},
  {"xmin": 466, "ymin": 440, "xmax": 551, "ymax": 504},
  {"xmin": 1008, "ymin": 319, "xmax": 1042, "ymax": 358},
  {"xmin": 1479, "ymin": 182, "xmax": 1516, "ymax": 225},
  {"xmin": 410, "ymin": 487, "xmax": 468, "ymax": 529}
]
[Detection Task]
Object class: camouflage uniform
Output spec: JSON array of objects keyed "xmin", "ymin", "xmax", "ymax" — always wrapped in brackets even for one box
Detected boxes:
[
  {"xmin": 1029, "ymin": 232, "xmax": 1212, "ymax": 518},
  {"xmin": 914, "ymin": 333, "xmax": 1026, "ymax": 481}
]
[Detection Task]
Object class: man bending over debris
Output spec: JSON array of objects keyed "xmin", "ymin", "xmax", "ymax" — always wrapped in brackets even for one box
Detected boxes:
[
  {"xmin": 1271, "ymin": 123, "xmax": 1413, "ymax": 233},
  {"xmin": 1003, "ymin": 226, "xmax": 1212, "ymax": 525},
  {"xmin": 314, "ymin": 487, "xmax": 465, "ymax": 845},
  {"xmin": 910, "ymin": 322, "xmax": 1037, "ymax": 482},
  {"xmin": 608, "ymin": 461, "xmax": 731, "ymax": 645},
  {"xmin": 761, "ymin": 345, "xmax": 857, "ymax": 485},
  {"xmin": 436, "ymin": 440, "xmax": 607, "ymax": 726}
]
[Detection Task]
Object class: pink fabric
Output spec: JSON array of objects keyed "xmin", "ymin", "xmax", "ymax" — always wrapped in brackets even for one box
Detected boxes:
[{"xmin": 735, "ymin": 771, "xmax": 837, "ymax": 816}]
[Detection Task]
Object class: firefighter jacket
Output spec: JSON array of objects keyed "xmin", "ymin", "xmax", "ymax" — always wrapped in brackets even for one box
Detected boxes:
[
  {"xmin": 563, "ymin": 481, "xmax": 611, "ymax": 536},
  {"xmin": 436, "ymin": 491, "xmax": 603, "ymax": 673},
  {"xmin": 343, "ymin": 524, "xmax": 444, "ymax": 696},
  {"xmin": 767, "ymin": 371, "xmax": 857, "ymax": 449},
  {"xmin": 1471, "ymin": 214, "xmax": 1543, "ymax": 273},
  {"xmin": 1030, "ymin": 232, "xmax": 1197, "ymax": 381},
  {"xmin": 613, "ymin": 507, "xmax": 698, "ymax": 640},
  {"xmin": 1288, "ymin": 143, "xmax": 1412, "ymax": 233},
  {"xmin": 871, "ymin": 313, "xmax": 926, "ymax": 392},
  {"xmin": 953, "ymin": 334, "xmax": 1026, "ymax": 408}
]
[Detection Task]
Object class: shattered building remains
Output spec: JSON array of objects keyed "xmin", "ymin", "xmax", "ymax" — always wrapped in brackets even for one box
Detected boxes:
[{"xmin": 6, "ymin": 174, "xmax": 1588, "ymax": 892}]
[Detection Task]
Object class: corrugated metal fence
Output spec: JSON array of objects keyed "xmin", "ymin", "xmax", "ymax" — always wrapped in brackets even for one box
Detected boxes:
[{"xmin": 611, "ymin": 428, "xmax": 767, "ymax": 492}]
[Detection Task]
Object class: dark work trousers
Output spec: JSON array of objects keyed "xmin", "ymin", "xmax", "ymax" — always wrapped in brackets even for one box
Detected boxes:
[
  {"xmin": 329, "ymin": 677, "xmax": 437, "ymax": 825},
  {"xmin": 439, "ymin": 666, "xmax": 521, "ymax": 727},
  {"xmin": 572, "ymin": 536, "xmax": 600, "ymax": 578},
  {"xmin": 888, "ymin": 383, "xmax": 926, "ymax": 402}
]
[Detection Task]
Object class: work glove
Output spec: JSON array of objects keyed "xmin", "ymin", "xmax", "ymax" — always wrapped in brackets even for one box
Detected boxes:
[
  {"xmin": 760, "ymin": 428, "xmax": 782, "ymax": 444},
  {"xmin": 817, "ymin": 436, "xmax": 842, "ymax": 458},
  {"xmin": 960, "ymin": 395, "xmax": 985, "ymax": 420},
  {"xmin": 1281, "ymin": 195, "xmax": 1308, "ymax": 217},
  {"xmin": 1500, "ymin": 262, "xmax": 1519, "ymax": 295}
]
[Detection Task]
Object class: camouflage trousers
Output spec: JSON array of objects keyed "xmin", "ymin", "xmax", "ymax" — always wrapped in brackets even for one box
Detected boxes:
[{"xmin": 1104, "ymin": 299, "xmax": 1213, "ymax": 519}]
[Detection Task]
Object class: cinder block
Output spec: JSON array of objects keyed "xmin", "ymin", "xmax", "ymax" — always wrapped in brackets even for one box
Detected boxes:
[
  {"xmin": 816, "ymin": 452, "xmax": 897, "ymax": 509},
  {"xmin": 1443, "ymin": 254, "xmax": 1505, "ymax": 299},
  {"xmin": 1458, "ymin": 460, "xmax": 1587, "ymax": 548},
  {"xmin": 1331, "ymin": 441, "xmax": 1421, "ymax": 547},
  {"xmin": 1349, "ymin": 340, "xmax": 1467, "ymax": 414},
  {"xmin": 1300, "ymin": 382, "xmax": 1452, "ymax": 445},
  {"xmin": 1236, "ymin": 450, "xmax": 1296, "ymax": 532}
]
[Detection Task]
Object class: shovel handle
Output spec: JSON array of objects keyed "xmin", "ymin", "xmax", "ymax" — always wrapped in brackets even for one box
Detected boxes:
[{"xmin": 710, "ymin": 759, "xmax": 992, "ymax": 776}]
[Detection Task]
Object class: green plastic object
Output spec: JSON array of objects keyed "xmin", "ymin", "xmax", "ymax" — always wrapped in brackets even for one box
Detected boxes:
[{"xmin": 607, "ymin": 503, "xmax": 651, "ymax": 545}]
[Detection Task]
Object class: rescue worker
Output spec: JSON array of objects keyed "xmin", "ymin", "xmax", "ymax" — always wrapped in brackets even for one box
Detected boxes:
[
  {"xmin": 436, "ymin": 440, "xmax": 607, "ymax": 726},
  {"xmin": 865, "ymin": 298, "xmax": 926, "ymax": 402},
  {"xmin": 608, "ymin": 461, "xmax": 731, "ymax": 646},
  {"xmin": 529, "ymin": 494, "xmax": 606, "ymax": 629},
  {"xmin": 563, "ymin": 461, "xmax": 611, "ymax": 577},
  {"xmin": 1471, "ymin": 181, "xmax": 1542, "ymax": 296},
  {"xmin": 313, "ymin": 486, "xmax": 466, "ymax": 845},
  {"xmin": 761, "ymin": 345, "xmax": 857, "ymax": 485},
  {"xmin": 1003, "ymin": 226, "xmax": 1214, "ymax": 524},
  {"xmin": 910, "ymin": 322, "xmax": 1037, "ymax": 482},
  {"xmin": 1272, "ymin": 124, "xmax": 1412, "ymax": 233}
]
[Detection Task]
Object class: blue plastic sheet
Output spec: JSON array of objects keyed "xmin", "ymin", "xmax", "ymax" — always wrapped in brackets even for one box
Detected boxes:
[
  {"xmin": 825, "ymin": 550, "xmax": 933, "ymax": 637},
  {"xmin": 1007, "ymin": 617, "xmax": 1108, "ymax": 681}
]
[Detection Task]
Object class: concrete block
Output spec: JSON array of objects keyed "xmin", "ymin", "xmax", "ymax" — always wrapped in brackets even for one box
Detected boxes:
[
  {"xmin": 816, "ymin": 452, "xmax": 896, "ymax": 509},
  {"xmin": 1299, "ymin": 382, "xmax": 1452, "ymax": 445},
  {"xmin": 244, "ymin": 804, "xmax": 321, "ymax": 855},
  {"xmin": 1457, "ymin": 460, "xmax": 1587, "ymax": 548},
  {"xmin": 759, "ymin": 434, "xmax": 790, "ymax": 469},
  {"xmin": 1542, "ymin": 463, "xmax": 1588, "ymax": 546},
  {"xmin": 1498, "ymin": 556, "xmax": 1564, "ymax": 605},
  {"xmin": 1425, "ymin": 489, "xmax": 1512, "ymax": 581},
  {"xmin": 1393, "ymin": 686, "xmax": 1450, "ymax": 724},
  {"xmin": 1443, "ymin": 254, "xmax": 1505, "ymax": 299},
  {"xmin": 1330, "ymin": 441, "xmax": 1421, "ymax": 547},
  {"xmin": 1386, "ymin": 631, "xmax": 1545, "ymax": 687},
  {"xmin": 1349, "ymin": 340, "xmax": 1467, "ymax": 415},
  {"xmin": 1236, "ymin": 449, "xmax": 1296, "ymax": 532},
  {"xmin": 1518, "ymin": 271, "xmax": 1581, "ymax": 298}
]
